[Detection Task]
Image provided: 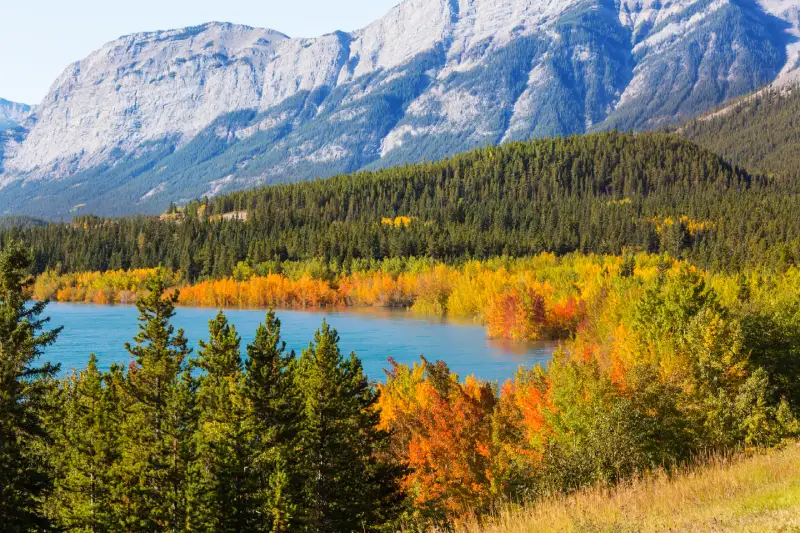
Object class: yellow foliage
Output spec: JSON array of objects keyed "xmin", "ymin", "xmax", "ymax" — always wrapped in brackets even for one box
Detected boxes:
[
  {"xmin": 381, "ymin": 216, "xmax": 414, "ymax": 228},
  {"xmin": 605, "ymin": 198, "xmax": 633, "ymax": 206},
  {"xmin": 37, "ymin": 252, "xmax": 797, "ymax": 346},
  {"xmin": 650, "ymin": 215, "xmax": 716, "ymax": 235}
]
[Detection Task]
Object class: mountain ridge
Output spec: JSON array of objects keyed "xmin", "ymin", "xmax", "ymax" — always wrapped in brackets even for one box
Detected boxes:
[
  {"xmin": 0, "ymin": 98, "xmax": 33, "ymax": 131},
  {"xmin": 2, "ymin": 0, "xmax": 800, "ymax": 218}
]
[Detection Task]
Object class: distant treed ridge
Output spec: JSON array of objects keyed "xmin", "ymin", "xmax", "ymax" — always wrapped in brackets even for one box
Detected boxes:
[
  {"xmin": 680, "ymin": 86, "xmax": 800, "ymax": 182},
  {"xmin": 2, "ymin": 132, "xmax": 798, "ymax": 278}
]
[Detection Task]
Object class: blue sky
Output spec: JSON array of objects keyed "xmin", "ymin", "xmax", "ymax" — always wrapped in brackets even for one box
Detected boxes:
[{"xmin": 0, "ymin": 0, "xmax": 400, "ymax": 105}]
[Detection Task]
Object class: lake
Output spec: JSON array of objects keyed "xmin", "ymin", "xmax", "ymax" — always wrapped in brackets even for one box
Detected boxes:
[{"xmin": 43, "ymin": 303, "xmax": 557, "ymax": 383}]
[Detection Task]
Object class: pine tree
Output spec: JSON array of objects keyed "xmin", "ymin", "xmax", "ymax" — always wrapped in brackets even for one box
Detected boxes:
[
  {"xmin": 244, "ymin": 311, "xmax": 301, "ymax": 532},
  {"xmin": 119, "ymin": 274, "xmax": 195, "ymax": 532},
  {"xmin": 294, "ymin": 320, "xmax": 403, "ymax": 532},
  {"xmin": 189, "ymin": 311, "xmax": 253, "ymax": 532},
  {"xmin": 0, "ymin": 241, "xmax": 61, "ymax": 532},
  {"xmin": 48, "ymin": 354, "xmax": 121, "ymax": 531}
]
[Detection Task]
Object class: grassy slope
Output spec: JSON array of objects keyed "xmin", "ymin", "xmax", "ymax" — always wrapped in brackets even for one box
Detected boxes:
[{"xmin": 460, "ymin": 444, "xmax": 800, "ymax": 533}]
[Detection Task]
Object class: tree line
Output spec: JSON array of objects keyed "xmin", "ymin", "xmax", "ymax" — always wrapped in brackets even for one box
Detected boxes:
[
  {"xmin": 3, "ymin": 132, "xmax": 800, "ymax": 280},
  {"xmin": 679, "ymin": 86, "xmax": 800, "ymax": 183}
]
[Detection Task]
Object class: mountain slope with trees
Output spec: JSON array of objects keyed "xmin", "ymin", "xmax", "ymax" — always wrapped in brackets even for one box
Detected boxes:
[
  {"xmin": 679, "ymin": 86, "xmax": 800, "ymax": 182},
  {"xmin": 2, "ymin": 132, "xmax": 799, "ymax": 278},
  {"xmin": 2, "ymin": 0, "xmax": 800, "ymax": 216}
]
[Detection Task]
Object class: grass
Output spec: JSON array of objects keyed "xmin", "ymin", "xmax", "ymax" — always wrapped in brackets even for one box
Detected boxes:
[{"xmin": 458, "ymin": 443, "xmax": 800, "ymax": 532}]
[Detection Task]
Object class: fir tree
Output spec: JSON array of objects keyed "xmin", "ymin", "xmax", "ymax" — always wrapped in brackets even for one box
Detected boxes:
[
  {"xmin": 48, "ymin": 354, "xmax": 121, "ymax": 531},
  {"xmin": 294, "ymin": 320, "xmax": 403, "ymax": 532},
  {"xmin": 189, "ymin": 311, "xmax": 253, "ymax": 533},
  {"xmin": 244, "ymin": 311, "xmax": 301, "ymax": 532},
  {"xmin": 119, "ymin": 274, "xmax": 196, "ymax": 532},
  {"xmin": 0, "ymin": 241, "xmax": 61, "ymax": 532}
]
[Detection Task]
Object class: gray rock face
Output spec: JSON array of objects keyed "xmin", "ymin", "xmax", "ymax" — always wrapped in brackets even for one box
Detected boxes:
[
  {"xmin": 2, "ymin": 0, "xmax": 800, "ymax": 217},
  {"xmin": 0, "ymin": 98, "xmax": 32, "ymax": 130},
  {"xmin": 9, "ymin": 22, "xmax": 288, "ymax": 178}
]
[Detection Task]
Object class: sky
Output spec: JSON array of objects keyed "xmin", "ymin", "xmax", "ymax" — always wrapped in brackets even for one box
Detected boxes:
[{"xmin": 0, "ymin": 0, "xmax": 401, "ymax": 105}]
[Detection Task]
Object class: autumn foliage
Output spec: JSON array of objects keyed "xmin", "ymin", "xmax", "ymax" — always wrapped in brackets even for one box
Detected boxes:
[
  {"xmin": 375, "ymin": 258, "xmax": 800, "ymax": 524},
  {"xmin": 17, "ymin": 252, "xmax": 800, "ymax": 527},
  {"xmin": 33, "ymin": 254, "xmax": 595, "ymax": 341}
]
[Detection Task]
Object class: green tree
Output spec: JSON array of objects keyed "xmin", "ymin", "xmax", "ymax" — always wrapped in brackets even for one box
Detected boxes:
[
  {"xmin": 48, "ymin": 354, "xmax": 122, "ymax": 532},
  {"xmin": 244, "ymin": 311, "xmax": 301, "ymax": 532},
  {"xmin": 294, "ymin": 320, "xmax": 403, "ymax": 532},
  {"xmin": 0, "ymin": 241, "xmax": 61, "ymax": 532},
  {"xmin": 119, "ymin": 274, "xmax": 195, "ymax": 532},
  {"xmin": 189, "ymin": 311, "xmax": 253, "ymax": 532}
]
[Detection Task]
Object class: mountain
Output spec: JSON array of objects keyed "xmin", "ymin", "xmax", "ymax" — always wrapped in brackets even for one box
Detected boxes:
[
  {"xmin": 0, "ymin": 98, "xmax": 32, "ymax": 130},
  {"xmin": 2, "ymin": 0, "xmax": 800, "ymax": 218},
  {"xmin": 679, "ymin": 85, "xmax": 800, "ymax": 182}
]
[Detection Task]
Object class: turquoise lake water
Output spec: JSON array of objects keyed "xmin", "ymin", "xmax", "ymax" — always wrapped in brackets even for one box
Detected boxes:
[{"xmin": 43, "ymin": 303, "xmax": 556, "ymax": 383}]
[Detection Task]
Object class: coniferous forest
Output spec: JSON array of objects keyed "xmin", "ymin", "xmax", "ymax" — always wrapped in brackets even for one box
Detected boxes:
[
  {"xmin": 1, "ymin": 131, "xmax": 800, "ymax": 531},
  {"xmin": 3, "ymin": 132, "xmax": 800, "ymax": 278},
  {"xmin": 679, "ymin": 87, "xmax": 800, "ymax": 182}
]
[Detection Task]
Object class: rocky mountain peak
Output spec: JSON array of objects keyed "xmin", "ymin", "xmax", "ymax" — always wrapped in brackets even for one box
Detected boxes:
[
  {"xmin": 2, "ymin": 0, "xmax": 800, "ymax": 218},
  {"xmin": 10, "ymin": 22, "xmax": 288, "ymax": 176},
  {"xmin": 0, "ymin": 98, "xmax": 33, "ymax": 131}
]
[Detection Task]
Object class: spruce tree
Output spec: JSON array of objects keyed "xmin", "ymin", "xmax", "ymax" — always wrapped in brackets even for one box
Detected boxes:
[
  {"xmin": 49, "ymin": 354, "xmax": 121, "ymax": 531},
  {"xmin": 244, "ymin": 311, "xmax": 301, "ymax": 532},
  {"xmin": 0, "ymin": 241, "xmax": 61, "ymax": 532},
  {"xmin": 119, "ymin": 274, "xmax": 195, "ymax": 532},
  {"xmin": 189, "ymin": 311, "xmax": 253, "ymax": 532},
  {"xmin": 294, "ymin": 320, "xmax": 403, "ymax": 532}
]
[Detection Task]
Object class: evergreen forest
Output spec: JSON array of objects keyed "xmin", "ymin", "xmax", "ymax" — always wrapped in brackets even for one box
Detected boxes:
[{"xmin": 2, "ymin": 132, "xmax": 799, "ymax": 279}]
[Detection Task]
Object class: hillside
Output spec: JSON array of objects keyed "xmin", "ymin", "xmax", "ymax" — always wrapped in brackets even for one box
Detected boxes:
[
  {"xmin": 680, "ymin": 86, "xmax": 800, "ymax": 182},
  {"xmin": 0, "ymin": 98, "xmax": 31, "ymax": 130},
  {"xmin": 460, "ymin": 444, "xmax": 800, "ymax": 533},
  {"xmin": 0, "ymin": 215, "xmax": 48, "ymax": 230},
  {"xmin": 2, "ymin": 0, "xmax": 800, "ymax": 217},
  {"xmin": 3, "ymin": 132, "xmax": 800, "ymax": 277}
]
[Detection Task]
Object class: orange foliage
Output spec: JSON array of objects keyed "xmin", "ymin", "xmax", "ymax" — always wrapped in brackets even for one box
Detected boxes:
[
  {"xmin": 485, "ymin": 287, "xmax": 561, "ymax": 341},
  {"xmin": 177, "ymin": 274, "xmax": 342, "ymax": 308},
  {"xmin": 378, "ymin": 357, "xmax": 563, "ymax": 520},
  {"xmin": 35, "ymin": 253, "xmax": 609, "ymax": 340},
  {"xmin": 379, "ymin": 359, "xmax": 498, "ymax": 516},
  {"xmin": 338, "ymin": 271, "xmax": 415, "ymax": 307}
]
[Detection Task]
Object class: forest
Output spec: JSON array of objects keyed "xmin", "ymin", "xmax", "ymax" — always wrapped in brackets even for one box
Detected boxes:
[
  {"xmin": 2, "ymin": 132, "xmax": 800, "ymax": 278},
  {"xmin": 2, "ymin": 130, "xmax": 800, "ymax": 531},
  {"xmin": 3, "ymin": 241, "xmax": 800, "ymax": 531},
  {"xmin": 679, "ymin": 86, "xmax": 800, "ymax": 182}
]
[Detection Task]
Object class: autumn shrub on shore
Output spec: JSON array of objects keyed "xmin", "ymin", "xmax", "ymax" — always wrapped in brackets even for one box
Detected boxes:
[
  {"xmin": 33, "ymin": 268, "xmax": 181, "ymax": 305},
  {"xmin": 32, "ymin": 253, "xmax": 800, "ymax": 348},
  {"xmin": 379, "ymin": 260, "xmax": 800, "ymax": 526},
  {"xmin": 30, "ymin": 253, "xmax": 599, "ymax": 341}
]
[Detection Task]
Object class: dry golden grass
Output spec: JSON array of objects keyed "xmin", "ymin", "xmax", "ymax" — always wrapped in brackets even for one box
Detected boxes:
[{"xmin": 458, "ymin": 443, "xmax": 800, "ymax": 533}]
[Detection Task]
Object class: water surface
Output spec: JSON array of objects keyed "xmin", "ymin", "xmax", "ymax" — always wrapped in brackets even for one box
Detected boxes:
[{"xmin": 45, "ymin": 303, "xmax": 556, "ymax": 383}]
